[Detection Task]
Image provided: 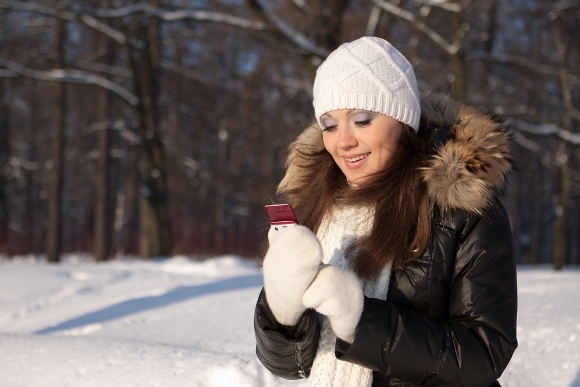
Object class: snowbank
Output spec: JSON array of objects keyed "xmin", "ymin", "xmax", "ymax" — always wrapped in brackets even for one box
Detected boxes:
[{"xmin": 0, "ymin": 256, "xmax": 578, "ymax": 386}]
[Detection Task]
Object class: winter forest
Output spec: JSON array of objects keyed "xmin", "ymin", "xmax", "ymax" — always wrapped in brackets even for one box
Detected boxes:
[{"xmin": 0, "ymin": 0, "xmax": 578, "ymax": 267}]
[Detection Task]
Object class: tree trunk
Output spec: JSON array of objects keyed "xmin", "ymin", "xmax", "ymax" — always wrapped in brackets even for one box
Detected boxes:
[
  {"xmin": 46, "ymin": 19, "xmax": 66, "ymax": 263},
  {"xmin": 450, "ymin": 1, "xmax": 466, "ymax": 100},
  {"xmin": 0, "ymin": 81, "xmax": 9, "ymax": 256},
  {"xmin": 483, "ymin": 0, "xmax": 498, "ymax": 95},
  {"xmin": 26, "ymin": 87, "xmax": 40, "ymax": 254},
  {"xmin": 94, "ymin": 93, "xmax": 110, "ymax": 261},
  {"xmin": 311, "ymin": 0, "xmax": 350, "ymax": 51},
  {"xmin": 552, "ymin": 25, "xmax": 572, "ymax": 271},
  {"xmin": 126, "ymin": 0, "xmax": 171, "ymax": 258},
  {"xmin": 213, "ymin": 120, "xmax": 229, "ymax": 253},
  {"xmin": 94, "ymin": 26, "xmax": 114, "ymax": 262},
  {"xmin": 553, "ymin": 141, "xmax": 570, "ymax": 271},
  {"xmin": 304, "ymin": 0, "xmax": 350, "ymax": 77},
  {"xmin": 124, "ymin": 145, "xmax": 138, "ymax": 255}
]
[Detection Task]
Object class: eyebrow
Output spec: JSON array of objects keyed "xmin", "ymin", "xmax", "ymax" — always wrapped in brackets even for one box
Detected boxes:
[{"xmin": 322, "ymin": 109, "xmax": 361, "ymax": 119}]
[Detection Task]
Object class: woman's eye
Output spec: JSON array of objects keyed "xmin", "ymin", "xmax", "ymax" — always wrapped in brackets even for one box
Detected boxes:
[
  {"xmin": 323, "ymin": 125, "xmax": 338, "ymax": 132},
  {"xmin": 355, "ymin": 119, "xmax": 371, "ymax": 126},
  {"xmin": 320, "ymin": 117, "xmax": 338, "ymax": 132},
  {"xmin": 355, "ymin": 119, "xmax": 372, "ymax": 127},
  {"xmin": 353, "ymin": 113, "xmax": 376, "ymax": 127}
]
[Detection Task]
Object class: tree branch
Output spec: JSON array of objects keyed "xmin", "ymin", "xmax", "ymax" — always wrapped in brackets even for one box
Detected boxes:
[
  {"xmin": 87, "ymin": 120, "xmax": 143, "ymax": 145},
  {"xmin": 0, "ymin": 58, "xmax": 138, "ymax": 106},
  {"xmin": 548, "ymin": 0, "xmax": 580, "ymax": 21},
  {"xmin": 0, "ymin": 0, "xmax": 134, "ymax": 46},
  {"xmin": 70, "ymin": 60, "xmax": 134, "ymax": 79},
  {"xmin": 289, "ymin": 0, "xmax": 311, "ymax": 14},
  {"xmin": 369, "ymin": 0, "xmax": 460, "ymax": 56},
  {"xmin": 467, "ymin": 51, "xmax": 580, "ymax": 80},
  {"xmin": 492, "ymin": 53, "xmax": 563, "ymax": 77},
  {"xmin": 512, "ymin": 133, "xmax": 580, "ymax": 182},
  {"xmin": 510, "ymin": 119, "xmax": 580, "ymax": 146},
  {"xmin": 413, "ymin": 0, "xmax": 461, "ymax": 13},
  {"xmin": 160, "ymin": 59, "xmax": 224, "ymax": 90},
  {"xmin": 0, "ymin": 0, "xmax": 76, "ymax": 20},
  {"xmin": 251, "ymin": 0, "xmax": 330, "ymax": 57},
  {"xmin": 0, "ymin": 0, "xmax": 266, "ymax": 47},
  {"xmin": 93, "ymin": 3, "xmax": 267, "ymax": 30},
  {"xmin": 366, "ymin": 5, "xmax": 382, "ymax": 36},
  {"xmin": 78, "ymin": 14, "xmax": 128, "ymax": 45}
]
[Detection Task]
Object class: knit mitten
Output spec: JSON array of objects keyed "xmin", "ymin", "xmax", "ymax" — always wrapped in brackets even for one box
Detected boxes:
[
  {"xmin": 303, "ymin": 265, "xmax": 364, "ymax": 343},
  {"xmin": 263, "ymin": 225, "xmax": 323, "ymax": 326}
]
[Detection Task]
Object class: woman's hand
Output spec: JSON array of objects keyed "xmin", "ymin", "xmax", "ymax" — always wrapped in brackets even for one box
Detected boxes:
[
  {"xmin": 303, "ymin": 265, "xmax": 364, "ymax": 343},
  {"xmin": 263, "ymin": 225, "xmax": 323, "ymax": 326}
]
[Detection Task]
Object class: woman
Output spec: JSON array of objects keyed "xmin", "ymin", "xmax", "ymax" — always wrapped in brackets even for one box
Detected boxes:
[{"xmin": 254, "ymin": 36, "xmax": 517, "ymax": 387}]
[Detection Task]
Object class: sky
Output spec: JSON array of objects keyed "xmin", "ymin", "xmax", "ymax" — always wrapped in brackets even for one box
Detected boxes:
[{"xmin": 0, "ymin": 254, "xmax": 579, "ymax": 387}]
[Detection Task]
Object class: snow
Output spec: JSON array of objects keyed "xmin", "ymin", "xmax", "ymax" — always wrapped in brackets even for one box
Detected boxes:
[{"xmin": 0, "ymin": 255, "xmax": 579, "ymax": 387}]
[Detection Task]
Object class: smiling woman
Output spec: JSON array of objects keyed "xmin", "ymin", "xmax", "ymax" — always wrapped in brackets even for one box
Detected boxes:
[{"xmin": 254, "ymin": 36, "xmax": 517, "ymax": 387}]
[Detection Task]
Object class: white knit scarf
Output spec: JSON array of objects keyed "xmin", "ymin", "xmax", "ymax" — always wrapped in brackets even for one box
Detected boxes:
[{"xmin": 308, "ymin": 205, "xmax": 392, "ymax": 387}]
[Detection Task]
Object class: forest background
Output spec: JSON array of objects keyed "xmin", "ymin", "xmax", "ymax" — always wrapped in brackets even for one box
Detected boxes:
[{"xmin": 0, "ymin": 0, "xmax": 578, "ymax": 268}]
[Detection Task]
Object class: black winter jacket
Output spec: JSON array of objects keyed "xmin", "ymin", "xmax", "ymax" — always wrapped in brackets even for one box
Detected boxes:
[{"xmin": 254, "ymin": 97, "xmax": 518, "ymax": 387}]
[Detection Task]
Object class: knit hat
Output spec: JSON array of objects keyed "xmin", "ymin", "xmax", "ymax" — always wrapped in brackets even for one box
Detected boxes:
[{"xmin": 313, "ymin": 36, "xmax": 421, "ymax": 131}]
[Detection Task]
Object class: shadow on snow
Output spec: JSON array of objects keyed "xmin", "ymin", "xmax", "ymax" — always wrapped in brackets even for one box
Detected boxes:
[
  {"xmin": 572, "ymin": 368, "xmax": 580, "ymax": 387},
  {"xmin": 35, "ymin": 274, "xmax": 263, "ymax": 335}
]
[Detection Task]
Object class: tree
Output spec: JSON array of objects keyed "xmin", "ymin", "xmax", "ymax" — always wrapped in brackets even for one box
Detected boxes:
[
  {"xmin": 548, "ymin": 0, "xmax": 579, "ymax": 269},
  {"xmin": 0, "ymin": 80, "xmax": 9, "ymax": 255},
  {"xmin": 93, "ymin": 28, "xmax": 113, "ymax": 262},
  {"xmin": 46, "ymin": 17, "xmax": 67, "ymax": 263}
]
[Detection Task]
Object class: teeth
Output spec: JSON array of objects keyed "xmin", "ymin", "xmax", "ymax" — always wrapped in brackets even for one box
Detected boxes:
[{"xmin": 346, "ymin": 153, "xmax": 369, "ymax": 162}]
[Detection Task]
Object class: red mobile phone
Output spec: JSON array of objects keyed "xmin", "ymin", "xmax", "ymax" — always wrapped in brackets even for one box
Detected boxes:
[
  {"xmin": 265, "ymin": 204, "xmax": 299, "ymax": 240},
  {"xmin": 264, "ymin": 204, "xmax": 299, "ymax": 226}
]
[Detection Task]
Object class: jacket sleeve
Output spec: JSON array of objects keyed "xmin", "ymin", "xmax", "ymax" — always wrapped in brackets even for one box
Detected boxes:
[
  {"xmin": 254, "ymin": 288, "xmax": 321, "ymax": 379},
  {"xmin": 335, "ymin": 201, "xmax": 518, "ymax": 387}
]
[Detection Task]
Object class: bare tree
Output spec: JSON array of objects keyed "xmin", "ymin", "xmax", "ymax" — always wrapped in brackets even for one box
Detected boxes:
[
  {"xmin": 0, "ymin": 80, "xmax": 9, "ymax": 255},
  {"xmin": 46, "ymin": 17, "xmax": 66, "ymax": 263},
  {"xmin": 119, "ymin": 0, "xmax": 171, "ymax": 258},
  {"xmin": 94, "ymin": 31, "xmax": 113, "ymax": 262},
  {"xmin": 549, "ymin": 2, "xmax": 578, "ymax": 270}
]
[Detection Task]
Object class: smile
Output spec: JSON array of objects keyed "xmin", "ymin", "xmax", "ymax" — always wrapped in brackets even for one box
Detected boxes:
[{"xmin": 345, "ymin": 153, "xmax": 370, "ymax": 163}]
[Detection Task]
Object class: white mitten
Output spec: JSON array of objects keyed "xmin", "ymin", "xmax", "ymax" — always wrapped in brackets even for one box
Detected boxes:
[
  {"xmin": 263, "ymin": 225, "xmax": 323, "ymax": 326},
  {"xmin": 302, "ymin": 265, "xmax": 364, "ymax": 343}
]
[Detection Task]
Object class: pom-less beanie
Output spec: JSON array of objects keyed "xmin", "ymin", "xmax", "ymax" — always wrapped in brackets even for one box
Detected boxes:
[{"xmin": 313, "ymin": 36, "xmax": 421, "ymax": 131}]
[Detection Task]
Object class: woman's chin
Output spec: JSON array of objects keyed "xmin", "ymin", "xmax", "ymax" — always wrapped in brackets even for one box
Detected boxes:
[{"xmin": 346, "ymin": 175, "xmax": 370, "ymax": 186}]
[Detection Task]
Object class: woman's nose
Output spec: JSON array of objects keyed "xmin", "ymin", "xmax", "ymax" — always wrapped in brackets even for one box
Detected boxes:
[{"xmin": 337, "ymin": 126, "xmax": 357, "ymax": 150}]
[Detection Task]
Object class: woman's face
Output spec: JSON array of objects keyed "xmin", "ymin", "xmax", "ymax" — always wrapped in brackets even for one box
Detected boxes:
[{"xmin": 321, "ymin": 109, "xmax": 402, "ymax": 185}]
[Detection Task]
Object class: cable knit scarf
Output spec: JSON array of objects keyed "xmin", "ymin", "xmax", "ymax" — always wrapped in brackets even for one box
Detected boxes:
[{"xmin": 308, "ymin": 205, "xmax": 392, "ymax": 387}]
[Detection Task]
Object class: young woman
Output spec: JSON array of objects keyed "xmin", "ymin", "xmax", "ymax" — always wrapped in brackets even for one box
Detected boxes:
[{"xmin": 254, "ymin": 36, "xmax": 517, "ymax": 387}]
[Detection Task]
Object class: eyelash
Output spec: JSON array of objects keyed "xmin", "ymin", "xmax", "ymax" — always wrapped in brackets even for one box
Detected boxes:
[
  {"xmin": 355, "ymin": 119, "xmax": 373, "ymax": 127},
  {"xmin": 322, "ymin": 115, "xmax": 375, "ymax": 131}
]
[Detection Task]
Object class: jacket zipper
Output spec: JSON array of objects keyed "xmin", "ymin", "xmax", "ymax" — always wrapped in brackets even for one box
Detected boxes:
[{"xmin": 295, "ymin": 342, "xmax": 307, "ymax": 378}]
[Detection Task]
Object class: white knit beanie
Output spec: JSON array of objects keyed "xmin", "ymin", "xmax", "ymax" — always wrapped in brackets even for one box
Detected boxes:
[{"xmin": 313, "ymin": 36, "xmax": 421, "ymax": 131}]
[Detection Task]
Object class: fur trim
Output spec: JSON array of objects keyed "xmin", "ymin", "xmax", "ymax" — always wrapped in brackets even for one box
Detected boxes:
[
  {"xmin": 421, "ymin": 96, "xmax": 512, "ymax": 214},
  {"xmin": 277, "ymin": 124, "xmax": 325, "ymax": 195},
  {"xmin": 279, "ymin": 96, "xmax": 512, "ymax": 215}
]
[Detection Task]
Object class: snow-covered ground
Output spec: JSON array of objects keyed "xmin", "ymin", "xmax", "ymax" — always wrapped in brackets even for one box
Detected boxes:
[{"xmin": 0, "ymin": 255, "xmax": 578, "ymax": 387}]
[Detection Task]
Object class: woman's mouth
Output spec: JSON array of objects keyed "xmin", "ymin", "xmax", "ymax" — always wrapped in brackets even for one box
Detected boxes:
[{"xmin": 344, "ymin": 153, "xmax": 370, "ymax": 168}]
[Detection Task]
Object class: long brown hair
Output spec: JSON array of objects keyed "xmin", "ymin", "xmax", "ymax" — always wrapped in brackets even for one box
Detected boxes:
[{"xmin": 278, "ymin": 123, "xmax": 432, "ymax": 280}]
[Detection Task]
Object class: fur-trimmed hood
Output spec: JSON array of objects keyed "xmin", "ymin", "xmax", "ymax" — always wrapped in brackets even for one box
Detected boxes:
[{"xmin": 278, "ymin": 94, "xmax": 513, "ymax": 215}]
